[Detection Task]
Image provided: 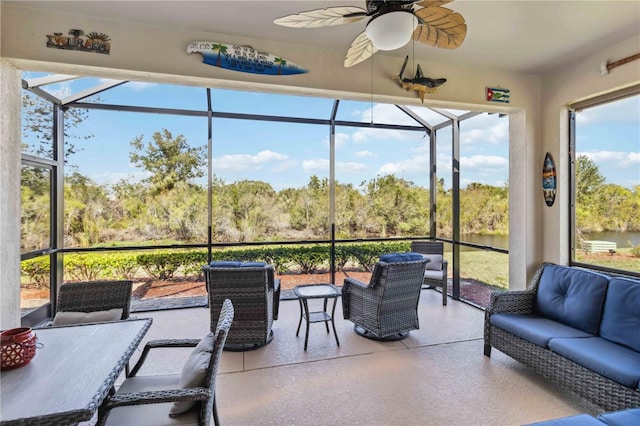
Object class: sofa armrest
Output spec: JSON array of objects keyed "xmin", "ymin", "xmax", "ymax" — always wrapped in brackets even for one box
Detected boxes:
[
  {"xmin": 484, "ymin": 290, "xmax": 536, "ymax": 357},
  {"xmin": 486, "ymin": 290, "xmax": 536, "ymax": 315}
]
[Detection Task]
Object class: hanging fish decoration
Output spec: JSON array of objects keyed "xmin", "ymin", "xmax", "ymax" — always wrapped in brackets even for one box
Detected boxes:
[{"xmin": 392, "ymin": 55, "xmax": 446, "ymax": 102}]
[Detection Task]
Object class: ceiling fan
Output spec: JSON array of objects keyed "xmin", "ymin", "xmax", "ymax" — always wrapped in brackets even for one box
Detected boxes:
[{"xmin": 274, "ymin": 0, "xmax": 467, "ymax": 68}]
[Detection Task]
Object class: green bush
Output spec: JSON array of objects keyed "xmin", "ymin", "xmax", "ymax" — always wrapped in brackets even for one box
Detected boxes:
[
  {"xmin": 21, "ymin": 241, "xmax": 420, "ymax": 286},
  {"xmin": 65, "ymin": 253, "xmax": 107, "ymax": 281},
  {"xmin": 21, "ymin": 257, "xmax": 50, "ymax": 288},
  {"xmin": 107, "ymin": 253, "xmax": 140, "ymax": 280},
  {"xmin": 629, "ymin": 241, "xmax": 640, "ymax": 258},
  {"xmin": 136, "ymin": 251, "xmax": 182, "ymax": 280}
]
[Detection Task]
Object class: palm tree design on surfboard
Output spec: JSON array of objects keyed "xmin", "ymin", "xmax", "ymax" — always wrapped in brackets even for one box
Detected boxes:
[
  {"xmin": 187, "ymin": 41, "xmax": 308, "ymax": 76},
  {"xmin": 542, "ymin": 152, "xmax": 557, "ymax": 207}
]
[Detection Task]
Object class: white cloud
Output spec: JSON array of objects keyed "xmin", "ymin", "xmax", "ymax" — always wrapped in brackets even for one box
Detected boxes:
[
  {"xmin": 355, "ymin": 150, "xmax": 375, "ymax": 158},
  {"xmin": 461, "ymin": 155, "xmax": 509, "ymax": 169},
  {"xmin": 303, "ymin": 158, "xmax": 367, "ymax": 174},
  {"xmin": 378, "ymin": 154, "xmax": 429, "ymax": 176},
  {"xmin": 576, "ymin": 96, "xmax": 640, "ymax": 125},
  {"xmin": 352, "ymin": 104, "xmax": 426, "ymax": 143},
  {"xmin": 460, "ymin": 115, "xmax": 508, "ymax": 146},
  {"xmin": 580, "ymin": 151, "xmax": 640, "ymax": 168},
  {"xmin": 323, "ymin": 132, "xmax": 350, "ymax": 149},
  {"xmin": 90, "ymin": 171, "xmax": 150, "ymax": 185},
  {"xmin": 124, "ymin": 81, "xmax": 156, "ymax": 90},
  {"xmin": 214, "ymin": 150, "xmax": 291, "ymax": 172},
  {"xmin": 303, "ymin": 159, "xmax": 328, "ymax": 174}
]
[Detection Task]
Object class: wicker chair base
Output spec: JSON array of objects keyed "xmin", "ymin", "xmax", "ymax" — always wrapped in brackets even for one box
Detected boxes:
[
  {"xmin": 224, "ymin": 330, "xmax": 274, "ymax": 352},
  {"xmin": 354, "ymin": 325, "xmax": 409, "ymax": 341},
  {"xmin": 487, "ymin": 325, "xmax": 640, "ymax": 412}
]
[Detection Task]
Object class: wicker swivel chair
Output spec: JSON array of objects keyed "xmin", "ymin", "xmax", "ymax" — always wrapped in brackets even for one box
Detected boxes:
[
  {"xmin": 411, "ymin": 241, "xmax": 449, "ymax": 306},
  {"xmin": 342, "ymin": 255, "xmax": 428, "ymax": 341},
  {"xmin": 44, "ymin": 280, "xmax": 133, "ymax": 327},
  {"xmin": 97, "ymin": 299, "xmax": 234, "ymax": 426},
  {"xmin": 204, "ymin": 263, "xmax": 280, "ymax": 351}
]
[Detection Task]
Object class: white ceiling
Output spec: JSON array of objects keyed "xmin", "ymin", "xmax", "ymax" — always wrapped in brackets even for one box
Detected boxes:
[{"xmin": 14, "ymin": 1, "xmax": 640, "ymax": 74}]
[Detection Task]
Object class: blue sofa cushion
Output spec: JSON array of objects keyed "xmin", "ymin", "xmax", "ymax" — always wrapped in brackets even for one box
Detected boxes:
[
  {"xmin": 524, "ymin": 414, "xmax": 605, "ymax": 426},
  {"xmin": 535, "ymin": 264, "xmax": 609, "ymax": 334},
  {"xmin": 379, "ymin": 252, "xmax": 424, "ymax": 263},
  {"xmin": 597, "ymin": 407, "xmax": 640, "ymax": 426},
  {"xmin": 548, "ymin": 337, "xmax": 640, "ymax": 388},
  {"xmin": 490, "ymin": 313, "xmax": 593, "ymax": 348},
  {"xmin": 599, "ymin": 277, "xmax": 640, "ymax": 352}
]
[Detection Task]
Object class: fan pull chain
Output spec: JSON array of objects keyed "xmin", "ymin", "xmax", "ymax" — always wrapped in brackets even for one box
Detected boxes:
[{"xmin": 370, "ymin": 51, "xmax": 374, "ymax": 125}]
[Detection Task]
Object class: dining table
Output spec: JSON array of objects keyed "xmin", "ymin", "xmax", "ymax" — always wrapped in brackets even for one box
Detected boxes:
[{"xmin": 1, "ymin": 318, "xmax": 152, "ymax": 426}]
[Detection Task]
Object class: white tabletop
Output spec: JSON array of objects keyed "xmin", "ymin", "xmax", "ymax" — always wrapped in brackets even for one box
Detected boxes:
[{"xmin": 1, "ymin": 318, "xmax": 152, "ymax": 425}]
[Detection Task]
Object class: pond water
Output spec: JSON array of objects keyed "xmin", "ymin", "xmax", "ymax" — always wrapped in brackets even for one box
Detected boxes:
[{"xmin": 459, "ymin": 231, "xmax": 640, "ymax": 251}]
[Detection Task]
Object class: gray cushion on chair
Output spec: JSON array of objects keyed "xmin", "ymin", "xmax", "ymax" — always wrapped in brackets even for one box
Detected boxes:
[
  {"xmin": 424, "ymin": 270, "xmax": 445, "ymax": 281},
  {"xmin": 52, "ymin": 308, "xmax": 123, "ymax": 326},
  {"xmin": 169, "ymin": 333, "xmax": 215, "ymax": 416},
  {"xmin": 421, "ymin": 254, "xmax": 442, "ymax": 271},
  {"xmin": 106, "ymin": 375, "xmax": 199, "ymax": 425}
]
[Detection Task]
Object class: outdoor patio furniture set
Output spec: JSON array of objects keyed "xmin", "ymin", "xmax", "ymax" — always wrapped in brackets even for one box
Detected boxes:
[
  {"xmin": 484, "ymin": 262, "xmax": 640, "ymax": 412},
  {"xmin": 204, "ymin": 248, "xmax": 437, "ymax": 347}
]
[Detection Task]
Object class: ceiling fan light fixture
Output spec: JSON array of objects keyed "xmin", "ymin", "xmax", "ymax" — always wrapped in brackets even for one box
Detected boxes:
[{"xmin": 365, "ymin": 11, "xmax": 418, "ymax": 51}]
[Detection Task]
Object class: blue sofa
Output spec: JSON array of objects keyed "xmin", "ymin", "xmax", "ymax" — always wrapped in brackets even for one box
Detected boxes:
[
  {"xmin": 484, "ymin": 263, "xmax": 640, "ymax": 412},
  {"xmin": 525, "ymin": 407, "xmax": 640, "ymax": 426}
]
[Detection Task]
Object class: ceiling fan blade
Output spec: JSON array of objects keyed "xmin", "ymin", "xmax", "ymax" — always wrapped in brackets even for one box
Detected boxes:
[
  {"xmin": 344, "ymin": 31, "xmax": 378, "ymax": 68},
  {"xmin": 273, "ymin": 6, "xmax": 367, "ymax": 28},
  {"xmin": 413, "ymin": 6, "xmax": 467, "ymax": 49},
  {"xmin": 413, "ymin": 1, "xmax": 454, "ymax": 9}
]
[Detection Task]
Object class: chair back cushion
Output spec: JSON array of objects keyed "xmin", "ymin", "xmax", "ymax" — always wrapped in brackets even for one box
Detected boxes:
[
  {"xmin": 52, "ymin": 308, "xmax": 123, "ymax": 326},
  {"xmin": 421, "ymin": 254, "xmax": 443, "ymax": 271},
  {"xmin": 599, "ymin": 277, "xmax": 640, "ymax": 351},
  {"xmin": 56, "ymin": 280, "xmax": 132, "ymax": 320},
  {"xmin": 535, "ymin": 264, "xmax": 609, "ymax": 334},
  {"xmin": 169, "ymin": 332, "xmax": 215, "ymax": 416},
  {"xmin": 379, "ymin": 252, "xmax": 424, "ymax": 263}
]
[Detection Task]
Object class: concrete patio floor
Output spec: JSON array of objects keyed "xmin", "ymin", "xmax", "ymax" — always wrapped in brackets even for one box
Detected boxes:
[{"xmin": 127, "ymin": 289, "xmax": 597, "ymax": 426}]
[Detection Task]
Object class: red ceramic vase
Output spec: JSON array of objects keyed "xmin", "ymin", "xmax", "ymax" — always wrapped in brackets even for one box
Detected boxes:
[{"xmin": 1, "ymin": 327, "xmax": 37, "ymax": 370}]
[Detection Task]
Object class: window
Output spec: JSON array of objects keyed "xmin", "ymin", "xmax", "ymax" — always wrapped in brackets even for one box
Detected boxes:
[{"xmin": 570, "ymin": 91, "xmax": 640, "ymax": 274}]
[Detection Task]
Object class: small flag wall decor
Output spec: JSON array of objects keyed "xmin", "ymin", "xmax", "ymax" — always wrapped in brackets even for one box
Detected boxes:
[{"xmin": 486, "ymin": 87, "xmax": 510, "ymax": 103}]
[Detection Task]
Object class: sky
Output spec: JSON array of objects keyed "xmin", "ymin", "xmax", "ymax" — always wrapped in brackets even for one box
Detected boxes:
[{"xmin": 22, "ymin": 73, "xmax": 639, "ymax": 192}]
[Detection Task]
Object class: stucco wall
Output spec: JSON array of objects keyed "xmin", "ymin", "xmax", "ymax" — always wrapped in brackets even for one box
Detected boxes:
[
  {"xmin": 540, "ymin": 35, "xmax": 640, "ymax": 267},
  {"xmin": 0, "ymin": 59, "xmax": 23, "ymax": 329}
]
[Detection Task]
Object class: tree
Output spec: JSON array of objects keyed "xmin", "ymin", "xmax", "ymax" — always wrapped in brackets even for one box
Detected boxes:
[
  {"xmin": 575, "ymin": 155, "xmax": 605, "ymax": 203},
  {"xmin": 129, "ymin": 129, "xmax": 205, "ymax": 194},
  {"xmin": 21, "ymin": 91, "xmax": 95, "ymax": 166}
]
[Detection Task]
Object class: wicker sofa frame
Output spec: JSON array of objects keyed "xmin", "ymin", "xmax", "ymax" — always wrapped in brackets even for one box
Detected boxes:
[
  {"xmin": 204, "ymin": 264, "xmax": 280, "ymax": 351},
  {"xmin": 484, "ymin": 263, "xmax": 640, "ymax": 412},
  {"xmin": 342, "ymin": 258, "xmax": 428, "ymax": 340}
]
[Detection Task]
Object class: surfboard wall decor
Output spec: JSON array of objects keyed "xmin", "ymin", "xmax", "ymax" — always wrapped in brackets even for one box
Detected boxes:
[
  {"xmin": 187, "ymin": 41, "xmax": 308, "ymax": 75},
  {"xmin": 542, "ymin": 152, "xmax": 557, "ymax": 207}
]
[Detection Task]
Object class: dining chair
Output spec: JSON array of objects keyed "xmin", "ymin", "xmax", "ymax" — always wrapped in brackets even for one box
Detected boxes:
[
  {"xmin": 43, "ymin": 280, "xmax": 133, "ymax": 327},
  {"xmin": 411, "ymin": 241, "xmax": 449, "ymax": 305},
  {"xmin": 342, "ymin": 253, "xmax": 428, "ymax": 341},
  {"xmin": 97, "ymin": 299, "xmax": 234, "ymax": 426}
]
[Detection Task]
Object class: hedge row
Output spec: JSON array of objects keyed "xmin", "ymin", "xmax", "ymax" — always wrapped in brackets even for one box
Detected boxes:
[{"xmin": 21, "ymin": 242, "xmax": 412, "ymax": 287}]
